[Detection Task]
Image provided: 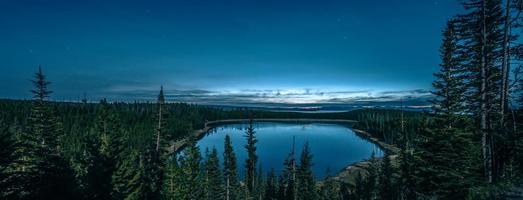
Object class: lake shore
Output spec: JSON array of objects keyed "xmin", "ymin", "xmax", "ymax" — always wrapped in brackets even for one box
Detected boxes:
[
  {"xmin": 170, "ymin": 118, "xmax": 358, "ymax": 153},
  {"xmin": 328, "ymin": 129, "xmax": 400, "ymax": 185},
  {"xmin": 170, "ymin": 118, "xmax": 398, "ymax": 185}
]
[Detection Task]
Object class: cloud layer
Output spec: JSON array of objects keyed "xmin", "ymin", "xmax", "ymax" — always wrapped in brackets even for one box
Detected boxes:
[{"xmin": 96, "ymin": 86, "xmax": 433, "ymax": 109}]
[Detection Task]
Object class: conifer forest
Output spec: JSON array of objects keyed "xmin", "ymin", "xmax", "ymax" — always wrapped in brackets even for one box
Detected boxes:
[{"xmin": 2, "ymin": 0, "xmax": 523, "ymax": 200}]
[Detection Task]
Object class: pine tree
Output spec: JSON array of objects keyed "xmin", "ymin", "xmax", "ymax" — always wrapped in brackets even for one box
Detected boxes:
[
  {"xmin": 223, "ymin": 135, "xmax": 240, "ymax": 200},
  {"xmin": 378, "ymin": 154, "xmax": 395, "ymax": 200},
  {"xmin": 142, "ymin": 86, "xmax": 169, "ymax": 199},
  {"xmin": 254, "ymin": 166, "xmax": 265, "ymax": 200},
  {"xmin": 460, "ymin": 0, "xmax": 504, "ymax": 185},
  {"xmin": 264, "ymin": 169, "xmax": 278, "ymax": 200},
  {"xmin": 91, "ymin": 99, "xmax": 124, "ymax": 199},
  {"xmin": 0, "ymin": 121, "xmax": 15, "ymax": 198},
  {"xmin": 297, "ymin": 142, "xmax": 316, "ymax": 200},
  {"xmin": 353, "ymin": 172, "xmax": 365, "ymax": 200},
  {"xmin": 204, "ymin": 148, "xmax": 225, "ymax": 200},
  {"xmin": 180, "ymin": 139, "xmax": 203, "ymax": 200},
  {"xmin": 398, "ymin": 146, "xmax": 417, "ymax": 200},
  {"xmin": 281, "ymin": 148, "xmax": 297, "ymax": 200},
  {"xmin": 431, "ymin": 19, "xmax": 466, "ymax": 117},
  {"xmin": 162, "ymin": 157, "xmax": 184, "ymax": 200},
  {"xmin": 245, "ymin": 118, "xmax": 258, "ymax": 193},
  {"xmin": 155, "ymin": 86, "xmax": 167, "ymax": 154},
  {"xmin": 319, "ymin": 171, "xmax": 340, "ymax": 200},
  {"xmin": 363, "ymin": 152, "xmax": 378, "ymax": 200},
  {"xmin": 8, "ymin": 66, "xmax": 76, "ymax": 199}
]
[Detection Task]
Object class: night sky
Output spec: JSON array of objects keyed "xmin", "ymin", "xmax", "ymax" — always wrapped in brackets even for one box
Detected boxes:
[{"xmin": 0, "ymin": 0, "xmax": 462, "ymax": 106}]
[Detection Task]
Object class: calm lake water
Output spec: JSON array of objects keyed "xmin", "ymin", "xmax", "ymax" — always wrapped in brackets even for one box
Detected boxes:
[{"xmin": 197, "ymin": 122, "xmax": 383, "ymax": 179}]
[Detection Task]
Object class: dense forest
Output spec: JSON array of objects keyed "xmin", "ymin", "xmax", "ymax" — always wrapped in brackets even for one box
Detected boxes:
[{"xmin": 2, "ymin": 0, "xmax": 523, "ymax": 199}]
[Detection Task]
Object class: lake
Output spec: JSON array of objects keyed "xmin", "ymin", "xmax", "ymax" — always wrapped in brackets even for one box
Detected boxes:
[{"xmin": 197, "ymin": 122, "xmax": 383, "ymax": 179}]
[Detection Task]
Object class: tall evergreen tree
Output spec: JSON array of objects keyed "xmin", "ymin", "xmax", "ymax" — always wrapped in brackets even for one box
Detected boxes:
[
  {"xmin": 180, "ymin": 139, "xmax": 203, "ymax": 200},
  {"xmin": 204, "ymin": 148, "xmax": 225, "ymax": 200},
  {"xmin": 90, "ymin": 99, "xmax": 124, "ymax": 199},
  {"xmin": 0, "ymin": 121, "xmax": 15, "ymax": 199},
  {"xmin": 264, "ymin": 169, "xmax": 278, "ymax": 200},
  {"xmin": 281, "ymin": 148, "xmax": 297, "ymax": 200},
  {"xmin": 245, "ymin": 118, "xmax": 258, "ymax": 193},
  {"xmin": 155, "ymin": 86, "xmax": 167, "ymax": 154},
  {"xmin": 223, "ymin": 135, "xmax": 240, "ymax": 200},
  {"xmin": 378, "ymin": 154, "xmax": 395, "ymax": 200},
  {"xmin": 297, "ymin": 142, "xmax": 316, "ymax": 200},
  {"xmin": 363, "ymin": 152, "xmax": 378, "ymax": 200},
  {"xmin": 352, "ymin": 172, "xmax": 365, "ymax": 200},
  {"xmin": 319, "ymin": 172, "xmax": 340, "ymax": 200},
  {"xmin": 460, "ymin": 0, "xmax": 504, "ymax": 185},
  {"xmin": 8, "ymin": 66, "xmax": 76, "ymax": 199},
  {"xmin": 398, "ymin": 145, "xmax": 417, "ymax": 200},
  {"xmin": 432, "ymin": 19, "xmax": 466, "ymax": 117},
  {"xmin": 163, "ymin": 157, "xmax": 183, "ymax": 200}
]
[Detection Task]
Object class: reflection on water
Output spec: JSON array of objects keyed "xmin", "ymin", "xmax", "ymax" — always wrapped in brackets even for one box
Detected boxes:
[{"xmin": 197, "ymin": 122, "xmax": 383, "ymax": 179}]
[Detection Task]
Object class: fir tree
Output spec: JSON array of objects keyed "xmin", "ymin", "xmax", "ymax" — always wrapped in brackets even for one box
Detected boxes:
[
  {"xmin": 297, "ymin": 142, "xmax": 316, "ymax": 200},
  {"xmin": 364, "ymin": 152, "xmax": 378, "ymax": 200},
  {"xmin": 281, "ymin": 148, "xmax": 297, "ymax": 200},
  {"xmin": 378, "ymin": 154, "xmax": 395, "ymax": 200},
  {"xmin": 431, "ymin": 19, "xmax": 466, "ymax": 117},
  {"xmin": 353, "ymin": 172, "xmax": 365, "ymax": 200},
  {"xmin": 460, "ymin": 0, "xmax": 504, "ymax": 185},
  {"xmin": 415, "ymin": 117, "xmax": 478, "ymax": 199},
  {"xmin": 264, "ymin": 169, "xmax": 278, "ymax": 200},
  {"xmin": 245, "ymin": 118, "xmax": 258, "ymax": 193},
  {"xmin": 180, "ymin": 139, "xmax": 203, "ymax": 200},
  {"xmin": 319, "ymin": 171, "xmax": 340, "ymax": 200},
  {"xmin": 155, "ymin": 86, "xmax": 167, "ymax": 154},
  {"xmin": 223, "ymin": 135, "xmax": 240, "ymax": 200},
  {"xmin": 204, "ymin": 148, "xmax": 225, "ymax": 200},
  {"xmin": 162, "ymin": 157, "xmax": 183, "ymax": 200},
  {"xmin": 91, "ymin": 99, "xmax": 124, "ymax": 199},
  {"xmin": 9, "ymin": 66, "xmax": 76, "ymax": 199},
  {"xmin": 0, "ymin": 121, "xmax": 15, "ymax": 198},
  {"xmin": 398, "ymin": 147, "xmax": 417, "ymax": 200}
]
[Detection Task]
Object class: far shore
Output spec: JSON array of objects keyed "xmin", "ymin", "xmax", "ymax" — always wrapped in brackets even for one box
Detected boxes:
[{"xmin": 170, "ymin": 118, "xmax": 358, "ymax": 153}]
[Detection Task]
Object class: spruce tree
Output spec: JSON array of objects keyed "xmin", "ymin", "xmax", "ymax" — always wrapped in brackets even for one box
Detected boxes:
[
  {"xmin": 297, "ymin": 142, "xmax": 316, "ymax": 200},
  {"xmin": 418, "ymin": 17, "xmax": 480, "ymax": 199},
  {"xmin": 364, "ymin": 152, "xmax": 378, "ymax": 200},
  {"xmin": 378, "ymin": 154, "xmax": 395, "ymax": 200},
  {"xmin": 431, "ymin": 19, "xmax": 466, "ymax": 117},
  {"xmin": 9, "ymin": 66, "xmax": 76, "ymax": 199},
  {"xmin": 319, "ymin": 171, "xmax": 340, "ymax": 200},
  {"xmin": 264, "ymin": 169, "xmax": 278, "ymax": 200},
  {"xmin": 204, "ymin": 148, "xmax": 225, "ymax": 200},
  {"xmin": 415, "ymin": 118, "xmax": 477, "ymax": 199},
  {"xmin": 0, "ymin": 121, "xmax": 15, "ymax": 199},
  {"xmin": 155, "ymin": 86, "xmax": 167, "ymax": 154},
  {"xmin": 223, "ymin": 135, "xmax": 240, "ymax": 200},
  {"xmin": 180, "ymin": 139, "xmax": 203, "ymax": 200},
  {"xmin": 460, "ymin": 0, "xmax": 504, "ymax": 184},
  {"xmin": 162, "ymin": 157, "xmax": 184, "ymax": 200},
  {"xmin": 281, "ymin": 149, "xmax": 297, "ymax": 200},
  {"xmin": 91, "ymin": 99, "xmax": 124, "ymax": 199},
  {"xmin": 244, "ymin": 118, "xmax": 258, "ymax": 193},
  {"xmin": 353, "ymin": 172, "xmax": 365, "ymax": 200}
]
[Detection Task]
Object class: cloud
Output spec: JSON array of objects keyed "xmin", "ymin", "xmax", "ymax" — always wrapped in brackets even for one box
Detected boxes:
[{"xmin": 93, "ymin": 87, "xmax": 433, "ymax": 109}]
